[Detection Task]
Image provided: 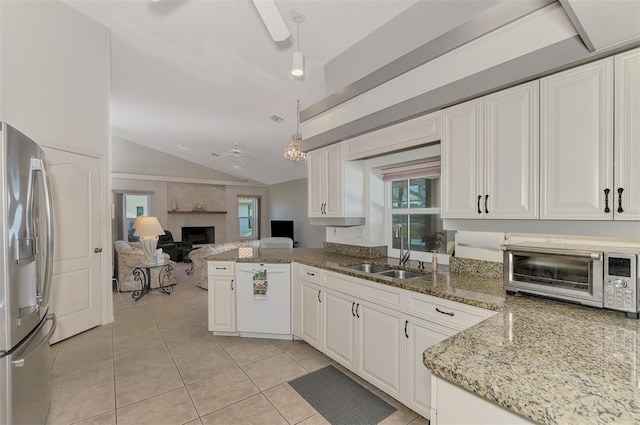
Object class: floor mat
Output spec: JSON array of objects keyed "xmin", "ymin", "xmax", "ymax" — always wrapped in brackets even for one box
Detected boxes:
[{"xmin": 289, "ymin": 365, "xmax": 396, "ymax": 425}]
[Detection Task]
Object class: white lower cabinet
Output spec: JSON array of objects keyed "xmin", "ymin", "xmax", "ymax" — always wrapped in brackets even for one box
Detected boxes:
[
  {"xmin": 357, "ymin": 300, "xmax": 403, "ymax": 400},
  {"xmin": 323, "ymin": 288, "xmax": 356, "ymax": 370},
  {"xmin": 432, "ymin": 377, "xmax": 533, "ymax": 424},
  {"xmin": 323, "ymin": 288, "xmax": 403, "ymax": 400},
  {"xmin": 208, "ymin": 261, "xmax": 237, "ymax": 334},
  {"xmin": 300, "ymin": 280, "xmax": 323, "ymax": 350},
  {"xmin": 292, "ymin": 263, "xmax": 324, "ymax": 348},
  {"xmin": 403, "ymin": 316, "xmax": 455, "ymax": 418}
]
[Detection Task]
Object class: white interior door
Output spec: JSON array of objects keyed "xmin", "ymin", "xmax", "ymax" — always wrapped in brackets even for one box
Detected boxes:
[{"xmin": 43, "ymin": 148, "xmax": 103, "ymax": 343}]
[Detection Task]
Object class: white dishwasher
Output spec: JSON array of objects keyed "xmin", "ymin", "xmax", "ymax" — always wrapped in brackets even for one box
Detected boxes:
[{"xmin": 235, "ymin": 262, "xmax": 292, "ymax": 339}]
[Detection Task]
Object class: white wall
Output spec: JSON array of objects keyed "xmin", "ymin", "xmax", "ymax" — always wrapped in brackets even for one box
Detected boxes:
[
  {"xmin": 0, "ymin": 1, "xmax": 112, "ymax": 322},
  {"xmin": 0, "ymin": 1, "xmax": 110, "ymax": 156},
  {"xmin": 268, "ymin": 179, "xmax": 326, "ymax": 249}
]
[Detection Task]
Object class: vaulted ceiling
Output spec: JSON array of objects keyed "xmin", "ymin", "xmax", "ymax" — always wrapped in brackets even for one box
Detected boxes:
[{"xmin": 64, "ymin": 0, "xmax": 420, "ymax": 185}]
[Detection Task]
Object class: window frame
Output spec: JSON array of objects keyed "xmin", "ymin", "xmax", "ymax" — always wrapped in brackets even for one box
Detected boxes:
[{"xmin": 385, "ymin": 177, "xmax": 446, "ymax": 264}]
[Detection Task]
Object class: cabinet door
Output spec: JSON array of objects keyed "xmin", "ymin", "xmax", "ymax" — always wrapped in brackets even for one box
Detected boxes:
[
  {"xmin": 323, "ymin": 143, "xmax": 344, "ymax": 217},
  {"xmin": 301, "ymin": 281, "xmax": 323, "ymax": 350},
  {"xmin": 442, "ymin": 98, "xmax": 484, "ymax": 218},
  {"xmin": 484, "ymin": 81, "xmax": 539, "ymax": 219},
  {"xmin": 404, "ymin": 317, "xmax": 454, "ymax": 418},
  {"xmin": 357, "ymin": 301, "xmax": 403, "ymax": 400},
  {"xmin": 307, "ymin": 149, "xmax": 325, "ymax": 217},
  {"xmin": 209, "ymin": 276, "xmax": 236, "ymax": 332},
  {"xmin": 614, "ymin": 48, "xmax": 640, "ymax": 220},
  {"xmin": 323, "ymin": 288, "xmax": 356, "ymax": 370},
  {"xmin": 540, "ymin": 58, "xmax": 613, "ymax": 219}
]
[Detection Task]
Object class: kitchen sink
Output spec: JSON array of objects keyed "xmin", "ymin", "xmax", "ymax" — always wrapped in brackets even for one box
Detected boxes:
[
  {"xmin": 343, "ymin": 263, "xmax": 391, "ymax": 273},
  {"xmin": 376, "ymin": 269, "xmax": 425, "ymax": 279}
]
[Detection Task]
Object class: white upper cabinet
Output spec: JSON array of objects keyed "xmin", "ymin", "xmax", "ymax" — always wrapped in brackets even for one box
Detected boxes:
[
  {"xmin": 442, "ymin": 98, "xmax": 484, "ymax": 218},
  {"xmin": 614, "ymin": 48, "xmax": 640, "ymax": 220},
  {"xmin": 307, "ymin": 143, "xmax": 364, "ymax": 219},
  {"xmin": 484, "ymin": 81, "xmax": 539, "ymax": 219},
  {"xmin": 540, "ymin": 57, "xmax": 614, "ymax": 220},
  {"xmin": 442, "ymin": 81, "xmax": 539, "ymax": 219}
]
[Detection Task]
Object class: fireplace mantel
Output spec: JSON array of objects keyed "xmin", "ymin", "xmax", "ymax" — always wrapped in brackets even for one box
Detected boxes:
[{"xmin": 167, "ymin": 211, "xmax": 227, "ymax": 215}]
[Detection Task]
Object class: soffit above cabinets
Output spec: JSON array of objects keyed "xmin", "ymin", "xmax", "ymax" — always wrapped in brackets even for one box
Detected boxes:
[{"xmin": 559, "ymin": 0, "xmax": 640, "ymax": 52}]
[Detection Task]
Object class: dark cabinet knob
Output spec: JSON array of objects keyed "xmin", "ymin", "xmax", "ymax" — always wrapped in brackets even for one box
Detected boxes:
[{"xmin": 604, "ymin": 188, "xmax": 611, "ymax": 213}]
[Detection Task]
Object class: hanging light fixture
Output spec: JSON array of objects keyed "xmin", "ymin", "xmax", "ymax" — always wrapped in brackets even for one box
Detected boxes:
[
  {"xmin": 284, "ymin": 100, "xmax": 307, "ymax": 161},
  {"xmin": 291, "ymin": 9, "xmax": 305, "ymax": 77}
]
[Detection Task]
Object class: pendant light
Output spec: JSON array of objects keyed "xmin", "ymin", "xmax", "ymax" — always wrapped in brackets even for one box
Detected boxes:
[
  {"xmin": 291, "ymin": 9, "xmax": 305, "ymax": 77},
  {"xmin": 283, "ymin": 100, "xmax": 307, "ymax": 161}
]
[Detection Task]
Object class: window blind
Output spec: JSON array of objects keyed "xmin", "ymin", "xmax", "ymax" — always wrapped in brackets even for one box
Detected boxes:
[{"xmin": 380, "ymin": 156, "xmax": 440, "ymax": 181}]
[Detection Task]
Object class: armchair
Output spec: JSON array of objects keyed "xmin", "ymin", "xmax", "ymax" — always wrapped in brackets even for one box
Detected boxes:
[{"xmin": 157, "ymin": 230, "xmax": 193, "ymax": 262}]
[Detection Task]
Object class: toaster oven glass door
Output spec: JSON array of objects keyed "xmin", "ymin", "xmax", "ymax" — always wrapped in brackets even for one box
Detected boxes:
[{"xmin": 511, "ymin": 254, "xmax": 593, "ymax": 294}]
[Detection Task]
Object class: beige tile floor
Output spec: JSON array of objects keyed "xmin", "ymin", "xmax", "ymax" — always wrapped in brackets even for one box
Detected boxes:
[{"xmin": 47, "ymin": 263, "xmax": 429, "ymax": 425}]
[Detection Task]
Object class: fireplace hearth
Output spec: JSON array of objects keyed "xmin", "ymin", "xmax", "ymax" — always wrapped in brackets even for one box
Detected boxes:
[{"xmin": 182, "ymin": 226, "xmax": 215, "ymax": 244}]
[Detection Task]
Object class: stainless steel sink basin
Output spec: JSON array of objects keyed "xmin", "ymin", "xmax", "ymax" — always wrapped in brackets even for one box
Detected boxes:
[
  {"xmin": 376, "ymin": 269, "xmax": 425, "ymax": 279},
  {"xmin": 343, "ymin": 263, "xmax": 391, "ymax": 273}
]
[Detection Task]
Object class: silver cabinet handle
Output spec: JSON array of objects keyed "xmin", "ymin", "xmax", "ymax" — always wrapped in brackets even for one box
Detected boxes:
[
  {"xmin": 435, "ymin": 307, "xmax": 454, "ymax": 317},
  {"xmin": 94, "ymin": 247, "xmax": 103, "ymax": 253}
]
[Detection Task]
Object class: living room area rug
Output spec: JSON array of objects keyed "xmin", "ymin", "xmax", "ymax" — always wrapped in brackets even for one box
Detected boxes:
[{"xmin": 288, "ymin": 365, "xmax": 396, "ymax": 424}]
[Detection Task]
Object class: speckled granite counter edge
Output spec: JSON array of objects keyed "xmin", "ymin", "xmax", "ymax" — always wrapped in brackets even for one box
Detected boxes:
[{"xmin": 449, "ymin": 256, "xmax": 503, "ymax": 279}]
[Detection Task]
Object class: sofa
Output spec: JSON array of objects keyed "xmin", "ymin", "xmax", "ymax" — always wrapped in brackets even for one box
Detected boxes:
[
  {"xmin": 188, "ymin": 240, "xmax": 259, "ymax": 289},
  {"xmin": 113, "ymin": 240, "xmax": 177, "ymax": 292}
]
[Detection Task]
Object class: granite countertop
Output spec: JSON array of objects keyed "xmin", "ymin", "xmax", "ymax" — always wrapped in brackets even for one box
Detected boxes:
[{"xmin": 206, "ymin": 248, "xmax": 640, "ymax": 424}]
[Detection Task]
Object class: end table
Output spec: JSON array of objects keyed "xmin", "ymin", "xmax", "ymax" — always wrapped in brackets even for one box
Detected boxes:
[{"xmin": 131, "ymin": 262, "xmax": 175, "ymax": 301}]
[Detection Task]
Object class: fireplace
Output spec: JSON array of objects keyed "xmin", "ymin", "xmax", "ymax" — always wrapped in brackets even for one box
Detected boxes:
[{"xmin": 182, "ymin": 226, "xmax": 215, "ymax": 244}]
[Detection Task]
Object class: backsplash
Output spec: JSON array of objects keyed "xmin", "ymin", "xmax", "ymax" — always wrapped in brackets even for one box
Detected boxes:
[
  {"xmin": 323, "ymin": 242, "xmax": 387, "ymax": 259},
  {"xmin": 449, "ymin": 256, "xmax": 503, "ymax": 279}
]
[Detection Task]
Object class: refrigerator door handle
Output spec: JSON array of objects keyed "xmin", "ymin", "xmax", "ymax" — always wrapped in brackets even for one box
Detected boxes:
[
  {"xmin": 30, "ymin": 158, "xmax": 55, "ymax": 308},
  {"xmin": 12, "ymin": 313, "xmax": 57, "ymax": 368}
]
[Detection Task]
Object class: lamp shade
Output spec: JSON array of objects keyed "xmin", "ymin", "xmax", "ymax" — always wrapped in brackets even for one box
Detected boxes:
[
  {"xmin": 133, "ymin": 216, "xmax": 165, "ymax": 237},
  {"xmin": 132, "ymin": 215, "xmax": 145, "ymax": 229},
  {"xmin": 291, "ymin": 50, "xmax": 304, "ymax": 76}
]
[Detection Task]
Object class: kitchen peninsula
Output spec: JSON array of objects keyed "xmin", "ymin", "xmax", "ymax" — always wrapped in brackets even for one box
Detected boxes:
[{"xmin": 206, "ymin": 248, "xmax": 640, "ymax": 425}]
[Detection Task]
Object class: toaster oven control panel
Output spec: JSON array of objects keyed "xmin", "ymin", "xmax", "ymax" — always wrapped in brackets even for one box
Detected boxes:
[
  {"xmin": 604, "ymin": 278, "xmax": 635, "ymax": 311},
  {"xmin": 604, "ymin": 253, "xmax": 638, "ymax": 315}
]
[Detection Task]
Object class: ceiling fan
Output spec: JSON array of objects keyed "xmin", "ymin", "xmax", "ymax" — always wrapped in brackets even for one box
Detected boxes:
[
  {"xmin": 251, "ymin": 0, "xmax": 290, "ymax": 42},
  {"xmin": 210, "ymin": 143, "xmax": 258, "ymax": 169}
]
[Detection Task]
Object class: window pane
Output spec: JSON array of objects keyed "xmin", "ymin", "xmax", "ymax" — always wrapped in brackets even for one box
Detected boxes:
[
  {"xmin": 391, "ymin": 214, "xmax": 408, "ymax": 250},
  {"xmin": 410, "ymin": 214, "xmax": 447, "ymax": 253},
  {"xmin": 409, "ymin": 178, "xmax": 439, "ymax": 208},
  {"xmin": 391, "ymin": 181, "xmax": 408, "ymax": 209},
  {"xmin": 239, "ymin": 218, "xmax": 253, "ymax": 238}
]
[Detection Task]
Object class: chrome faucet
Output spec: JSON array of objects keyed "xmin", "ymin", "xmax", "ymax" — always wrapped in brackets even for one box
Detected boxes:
[{"xmin": 394, "ymin": 224, "xmax": 410, "ymax": 266}]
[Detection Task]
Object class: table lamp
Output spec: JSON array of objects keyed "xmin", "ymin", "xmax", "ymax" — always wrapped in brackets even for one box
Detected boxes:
[{"xmin": 133, "ymin": 216, "xmax": 165, "ymax": 264}]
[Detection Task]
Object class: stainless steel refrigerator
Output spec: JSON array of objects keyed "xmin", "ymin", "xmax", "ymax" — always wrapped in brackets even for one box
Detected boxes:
[{"xmin": 0, "ymin": 123, "xmax": 56, "ymax": 425}]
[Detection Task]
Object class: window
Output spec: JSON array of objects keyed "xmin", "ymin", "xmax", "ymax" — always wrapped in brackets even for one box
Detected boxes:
[
  {"xmin": 124, "ymin": 194, "xmax": 150, "ymax": 242},
  {"xmin": 384, "ymin": 158, "xmax": 449, "ymax": 262},
  {"xmin": 238, "ymin": 196, "xmax": 260, "ymax": 239}
]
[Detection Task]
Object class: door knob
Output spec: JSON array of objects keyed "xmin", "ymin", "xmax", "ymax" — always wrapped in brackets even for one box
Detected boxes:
[{"xmin": 94, "ymin": 248, "xmax": 103, "ymax": 253}]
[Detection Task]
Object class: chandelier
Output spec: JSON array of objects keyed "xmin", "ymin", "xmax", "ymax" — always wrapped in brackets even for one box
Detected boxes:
[{"xmin": 283, "ymin": 100, "xmax": 307, "ymax": 161}]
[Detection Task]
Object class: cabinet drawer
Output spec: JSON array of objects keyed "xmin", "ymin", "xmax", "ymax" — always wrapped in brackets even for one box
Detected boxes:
[
  {"xmin": 323, "ymin": 271, "xmax": 403, "ymax": 310},
  {"xmin": 407, "ymin": 292, "xmax": 495, "ymax": 331},
  {"xmin": 208, "ymin": 261, "xmax": 235, "ymax": 276},
  {"xmin": 296, "ymin": 264, "xmax": 322, "ymax": 285}
]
